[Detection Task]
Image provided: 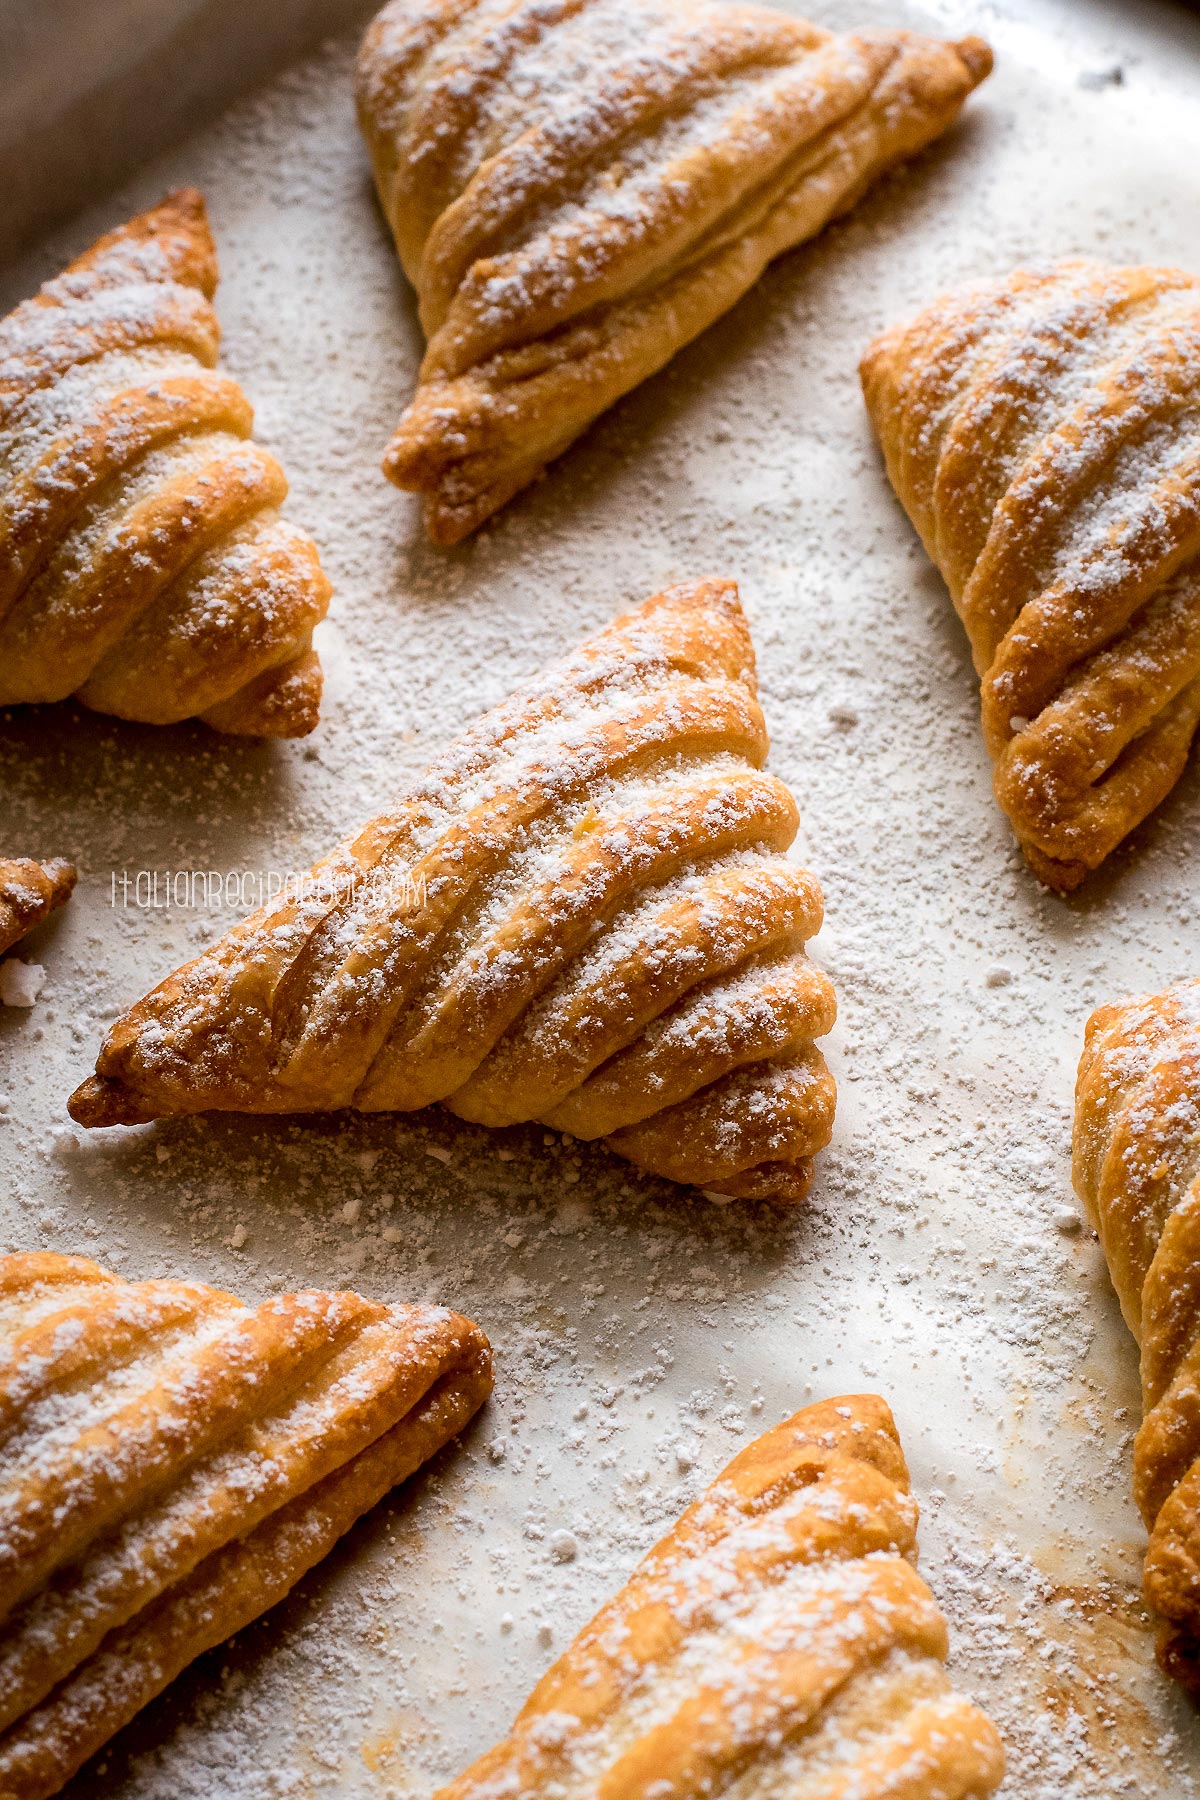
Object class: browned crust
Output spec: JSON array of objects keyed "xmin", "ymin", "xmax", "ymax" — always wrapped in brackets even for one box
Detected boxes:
[
  {"xmin": 356, "ymin": 1, "xmax": 991, "ymax": 542},
  {"xmin": 0, "ymin": 190, "xmax": 330, "ymax": 735},
  {"xmin": 69, "ymin": 580, "xmax": 835, "ymax": 1203},
  {"xmin": 0, "ymin": 1253, "xmax": 491, "ymax": 1798},
  {"xmin": 1074, "ymin": 980, "xmax": 1200, "ymax": 1690},
  {"xmin": 0, "ymin": 860, "xmax": 76, "ymax": 959},
  {"xmin": 861, "ymin": 260, "xmax": 1200, "ymax": 891},
  {"xmin": 432, "ymin": 1395, "xmax": 1004, "ymax": 1800}
]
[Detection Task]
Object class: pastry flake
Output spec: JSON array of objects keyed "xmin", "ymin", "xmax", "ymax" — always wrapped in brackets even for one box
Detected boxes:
[
  {"xmin": 0, "ymin": 1250, "xmax": 492, "ymax": 1799},
  {"xmin": 860, "ymin": 261, "xmax": 1200, "ymax": 891},
  {"xmin": 0, "ymin": 860, "xmax": 75, "ymax": 958},
  {"xmin": 434, "ymin": 1394, "xmax": 1005, "ymax": 1800},
  {"xmin": 69, "ymin": 578, "xmax": 837, "ymax": 1203},
  {"xmin": 1075, "ymin": 979, "xmax": 1200, "ymax": 1691},
  {"xmin": 0, "ymin": 189, "xmax": 331, "ymax": 735},
  {"xmin": 356, "ymin": 0, "xmax": 992, "ymax": 543}
]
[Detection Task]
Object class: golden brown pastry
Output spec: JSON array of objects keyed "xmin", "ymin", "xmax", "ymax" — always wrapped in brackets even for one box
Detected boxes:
[
  {"xmin": 0, "ymin": 189, "xmax": 331, "ymax": 735},
  {"xmin": 0, "ymin": 1250, "xmax": 491, "ymax": 1800},
  {"xmin": 356, "ymin": 0, "xmax": 992, "ymax": 544},
  {"xmin": 0, "ymin": 860, "xmax": 75, "ymax": 957},
  {"xmin": 69, "ymin": 578, "xmax": 836, "ymax": 1203},
  {"xmin": 435, "ymin": 1394, "xmax": 1005, "ymax": 1800},
  {"xmin": 861, "ymin": 261, "xmax": 1200, "ymax": 891},
  {"xmin": 1075, "ymin": 979, "xmax": 1200, "ymax": 1692}
]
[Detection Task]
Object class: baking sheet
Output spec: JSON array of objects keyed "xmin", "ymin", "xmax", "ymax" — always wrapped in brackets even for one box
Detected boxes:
[{"xmin": 2, "ymin": 0, "xmax": 1200, "ymax": 1794}]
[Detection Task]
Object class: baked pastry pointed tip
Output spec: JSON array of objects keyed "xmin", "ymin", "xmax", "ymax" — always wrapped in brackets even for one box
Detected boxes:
[
  {"xmin": 954, "ymin": 34, "xmax": 994, "ymax": 83},
  {"xmin": 65, "ymin": 186, "xmax": 217, "ymax": 296},
  {"xmin": 66, "ymin": 1075, "xmax": 152, "ymax": 1129},
  {"xmin": 135, "ymin": 185, "xmax": 212, "ymax": 249},
  {"xmin": 0, "ymin": 191, "xmax": 331, "ymax": 735},
  {"xmin": 70, "ymin": 579, "xmax": 836, "ymax": 1204},
  {"xmin": 41, "ymin": 858, "xmax": 76, "ymax": 899},
  {"xmin": 358, "ymin": 0, "xmax": 991, "ymax": 541},
  {"xmin": 199, "ymin": 643, "xmax": 325, "ymax": 737}
]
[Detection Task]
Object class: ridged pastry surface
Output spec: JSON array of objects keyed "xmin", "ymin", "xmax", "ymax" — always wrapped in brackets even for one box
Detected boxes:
[
  {"xmin": 0, "ymin": 1250, "xmax": 491, "ymax": 1800},
  {"xmin": 1074, "ymin": 979, "xmax": 1200, "ymax": 1691},
  {"xmin": 0, "ymin": 860, "xmax": 75, "ymax": 958},
  {"xmin": 861, "ymin": 260, "xmax": 1200, "ymax": 891},
  {"xmin": 356, "ymin": 0, "xmax": 991, "ymax": 542},
  {"xmin": 435, "ymin": 1395, "xmax": 1005, "ymax": 1800},
  {"xmin": 69, "ymin": 578, "xmax": 836, "ymax": 1203},
  {"xmin": 0, "ymin": 189, "xmax": 331, "ymax": 735}
]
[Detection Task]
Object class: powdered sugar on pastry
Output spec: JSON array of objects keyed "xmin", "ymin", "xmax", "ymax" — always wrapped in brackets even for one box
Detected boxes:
[
  {"xmin": 68, "ymin": 580, "xmax": 838, "ymax": 1206},
  {"xmin": 860, "ymin": 259, "xmax": 1200, "ymax": 891},
  {"xmin": 1073, "ymin": 981, "xmax": 1200, "ymax": 1691},
  {"xmin": 357, "ymin": 0, "xmax": 991, "ymax": 541},
  {"xmin": 0, "ymin": 1251, "xmax": 491, "ymax": 1800},
  {"xmin": 0, "ymin": 190, "xmax": 331, "ymax": 736},
  {"xmin": 430, "ymin": 1396, "xmax": 1004, "ymax": 1800},
  {"xmin": 3, "ymin": 7, "xmax": 1200, "ymax": 1797}
]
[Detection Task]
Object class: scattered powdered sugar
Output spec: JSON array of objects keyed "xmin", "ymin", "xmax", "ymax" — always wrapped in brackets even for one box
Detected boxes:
[
  {"xmin": 1, "ymin": 1, "xmax": 1200, "ymax": 1796},
  {"xmin": 0, "ymin": 961, "xmax": 46, "ymax": 1008}
]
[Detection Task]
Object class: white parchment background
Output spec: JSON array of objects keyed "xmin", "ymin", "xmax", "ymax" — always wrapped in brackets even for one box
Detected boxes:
[{"xmin": 2, "ymin": 1, "xmax": 1200, "ymax": 1794}]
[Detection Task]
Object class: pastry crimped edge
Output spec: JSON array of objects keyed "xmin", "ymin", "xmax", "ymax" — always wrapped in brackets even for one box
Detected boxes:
[
  {"xmin": 1074, "ymin": 978, "xmax": 1200, "ymax": 1690},
  {"xmin": 433, "ymin": 1393, "xmax": 1005, "ymax": 1800},
  {"xmin": 0, "ymin": 189, "xmax": 331, "ymax": 736},
  {"xmin": 356, "ymin": 0, "xmax": 991, "ymax": 542},
  {"xmin": 0, "ymin": 1251, "xmax": 492, "ymax": 1799},
  {"xmin": 0, "ymin": 861, "xmax": 75, "ymax": 959},
  {"xmin": 67, "ymin": 578, "xmax": 837, "ymax": 1205}
]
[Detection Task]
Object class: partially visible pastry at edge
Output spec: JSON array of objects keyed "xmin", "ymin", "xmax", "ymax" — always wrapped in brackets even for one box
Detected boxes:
[
  {"xmin": 1075, "ymin": 980, "xmax": 1200, "ymax": 1692},
  {"xmin": 0, "ymin": 1251, "xmax": 492, "ymax": 1800},
  {"xmin": 69, "ymin": 578, "xmax": 837, "ymax": 1204},
  {"xmin": 861, "ymin": 261, "xmax": 1200, "ymax": 891},
  {"xmin": 433, "ymin": 1395, "xmax": 1005, "ymax": 1800},
  {"xmin": 356, "ymin": 0, "xmax": 992, "ymax": 544},
  {"xmin": 0, "ymin": 860, "xmax": 75, "ymax": 957},
  {"xmin": 0, "ymin": 189, "xmax": 331, "ymax": 735}
]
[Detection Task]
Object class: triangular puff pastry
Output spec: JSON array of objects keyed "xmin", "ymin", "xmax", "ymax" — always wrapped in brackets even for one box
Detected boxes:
[
  {"xmin": 0, "ymin": 1251, "xmax": 491, "ymax": 1800},
  {"xmin": 861, "ymin": 261, "xmax": 1200, "ymax": 891},
  {"xmin": 0, "ymin": 860, "xmax": 75, "ymax": 958},
  {"xmin": 434, "ymin": 1395, "xmax": 1005, "ymax": 1800},
  {"xmin": 355, "ymin": 0, "xmax": 992, "ymax": 543},
  {"xmin": 0, "ymin": 190, "xmax": 331, "ymax": 736},
  {"xmin": 69, "ymin": 579, "xmax": 837, "ymax": 1203},
  {"xmin": 1074, "ymin": 980, "xmax": 1200, "ymax": 1692}
]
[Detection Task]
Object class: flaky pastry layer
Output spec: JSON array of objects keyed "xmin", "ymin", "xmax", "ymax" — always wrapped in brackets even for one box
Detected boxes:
[
  {"xmin": 0, "ymin": 1251, "xmax": 491, "ymax": 1799},
  {"xmin": 1075, "ymin": 980, "xmax": 1200, "ymax": 1691},
  {"xmin": 435, "ymin": 1394, "xmax": 1004, "ymax": 1800},
  {"xmin": 69, "ymin": 578, "xmax": 836, "ymax": 1203},
  {"xmin": 861, "ymin": 260, "xmax": 1200, "ymax": 890},
  {"xmin": 357, "ymin": 0, "xmax": 991, "ymax": 542},
  {"xmin": 0, "ymin": 860, "xmax": 75, "ymax": 958},
  {"xmin": 0, "ymin": 190, "xmax": 331, "ymax": 735}
]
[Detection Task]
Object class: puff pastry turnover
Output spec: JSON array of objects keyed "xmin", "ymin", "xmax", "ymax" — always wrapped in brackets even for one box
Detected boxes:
[
  {"xmin": 861, "ymin": 260, "xmax": 1200, "ymax": 891},
  {"xmin": 70, "ymin": 578, "xmax": 837, "ymax": 1203},
  {"xmin": 1074, "ymin": 979, "xmax": 1200, "ymax": 1691},
  {"xmin": 356, "ymin": 0, "xmax": 992, "ymax": 543},
  {"xmin": 0, "ymin": 189, "xmax": 331, "ymax": 735},
  {"xmin": 0, "ymin": 860, "xmax": 75, "ymax": 958},
  {"xmin": 435, "ymin": 1394, "xmax": 1004, "ymax": 1800},
  {"xmin": 0, "ymin": 1251, "xmax": 491, "ymax": 1800}
]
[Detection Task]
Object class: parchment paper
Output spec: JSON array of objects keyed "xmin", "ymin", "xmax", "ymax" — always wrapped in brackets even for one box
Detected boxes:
[{"xmin": 2, "ymin": 1, "xmax": 1200, "ymax": 1794}]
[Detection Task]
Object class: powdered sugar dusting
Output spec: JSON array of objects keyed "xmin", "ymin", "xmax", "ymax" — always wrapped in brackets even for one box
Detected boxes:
[{"xmin": 1, "ymin": 0, "xmax": 1200, "ymax": 1796}]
